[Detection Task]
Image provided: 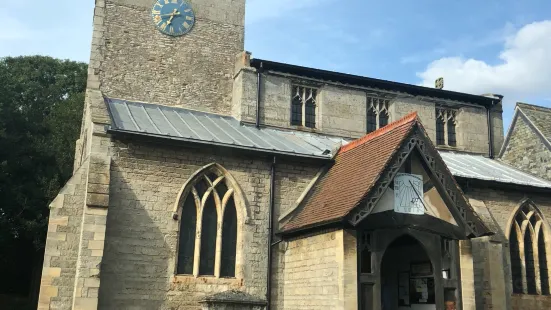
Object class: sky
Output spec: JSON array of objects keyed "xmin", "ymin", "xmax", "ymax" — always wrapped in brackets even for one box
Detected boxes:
[{"xmin": 1, "ymin": 0, "xmax": 551, "ymax": 132}]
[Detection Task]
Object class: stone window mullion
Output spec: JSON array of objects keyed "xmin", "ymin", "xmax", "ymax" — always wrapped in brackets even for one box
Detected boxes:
[
  {"xmin": 214, "ymin": 210, "xmax": 223, "ymax": 278},
  {"xmin": 543, "ymin": 227, "xmax": 551, "ymax": 295},
  {"xmin": 443, "ymin": 118, "xmax": 449, "ymax": 146},
  {"xmin": 193, "ymin": 190, "xmax": 203, "ymax": 277},
  {"xmin": 520, "ymin": 223, "xmax": 529, "ymax": 294},
  {"xmin": 301, "ymin": 88, "xmax": 306, "ymax": 127},
  {"xmin": 534, "ymin": 224, "xmax": 543, "ymax": 295}
]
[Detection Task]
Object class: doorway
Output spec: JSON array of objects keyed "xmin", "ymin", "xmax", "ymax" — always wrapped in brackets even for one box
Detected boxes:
[{"xmin": 380, "ymin": 235, "xmax": 435, "ymax": 310}]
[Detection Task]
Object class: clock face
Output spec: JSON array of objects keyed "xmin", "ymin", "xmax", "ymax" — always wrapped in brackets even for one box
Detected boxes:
[{"xmin": 151, "ymin": 0, "xmax": 195, "ymax": 37}]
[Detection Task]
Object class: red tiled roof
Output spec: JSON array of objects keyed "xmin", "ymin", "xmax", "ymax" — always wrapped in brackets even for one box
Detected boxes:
[{"xmin": 283, "ymin": 112, "xmax": 419, "ymax": 232}]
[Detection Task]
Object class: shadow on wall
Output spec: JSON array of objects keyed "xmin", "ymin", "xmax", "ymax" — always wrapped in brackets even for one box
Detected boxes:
[{"xmin": 98, "ymin": 161, "xmax": 173, "ymax": 309}]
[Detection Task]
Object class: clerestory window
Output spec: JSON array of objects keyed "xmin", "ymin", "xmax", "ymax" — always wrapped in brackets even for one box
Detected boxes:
[
  {"xmin": 366, "ymin": 96, "xmax": 391, "ymax": 133},
  {"xmin": 435, "ymin": 108, "xmax": 457, "ymax": 147},
  {"xmin": 291, "ymin": 85, "xmax": 317, "ymax": 128}
]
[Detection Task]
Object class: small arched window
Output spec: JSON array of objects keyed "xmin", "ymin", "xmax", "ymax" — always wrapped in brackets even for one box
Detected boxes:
[
  {"xmin": 176, "ymin": 165, "xmax": 240, "ymax": 278},
  {"xmin": 509, "ymin": 201, "xmax": 550, "ymax": 295}
]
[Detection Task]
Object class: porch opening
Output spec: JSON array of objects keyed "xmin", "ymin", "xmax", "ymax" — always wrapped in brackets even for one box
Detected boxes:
[{"xmin": 381, "ymin": 235, "xmax": 435, "ymax": 310}]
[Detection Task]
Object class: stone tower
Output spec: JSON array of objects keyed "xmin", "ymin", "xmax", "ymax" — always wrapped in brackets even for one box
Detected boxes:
[
  {"xmin": 93, "ymin": 0, "xmax": 245, "ymax": 113},
  {"xmin": 38, "ymin": 1, "xmax": 246, "ymax": 309}
]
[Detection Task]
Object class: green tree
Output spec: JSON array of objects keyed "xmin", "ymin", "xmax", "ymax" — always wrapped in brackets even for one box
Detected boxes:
[{"xmin": 0, "ymin": 56, "xmax": 86, "ymax": 298}]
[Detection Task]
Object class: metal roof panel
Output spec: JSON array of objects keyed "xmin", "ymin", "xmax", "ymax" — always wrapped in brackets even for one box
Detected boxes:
[
  {"xmin": 439, "ymin": 152, "xmax": 551, "ymax": 189},
  {"xmin": 106, "ymin": 98, "xmax": 341, "ymax": 159},
  {"xmin": 105, "ymin": 98, "xmax": 551, "ymax": 189}
]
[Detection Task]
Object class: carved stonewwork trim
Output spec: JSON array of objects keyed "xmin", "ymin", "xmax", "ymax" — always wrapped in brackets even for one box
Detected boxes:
[
  {"xmin": 436, "ymin": 107, "xmax": 457, "ymax": 123},
  {"xmin": 367, "ymin": 95, "xmax": 392, "ymax": 114},
  {"xmin": 347, "ymin": 127, "xmax": 489, "ymax": 237}
]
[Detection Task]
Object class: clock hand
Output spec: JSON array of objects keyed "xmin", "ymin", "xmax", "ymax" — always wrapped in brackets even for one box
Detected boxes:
[
  {"xmin": 167, "ymin": 9, "xmax": 178, "ymax": 25},
  {"xmin": 160, "ymin": 12, "xmax": 181, "ymax": 17}
]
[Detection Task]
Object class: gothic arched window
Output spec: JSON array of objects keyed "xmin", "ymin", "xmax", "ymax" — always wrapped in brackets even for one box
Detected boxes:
[
  {"xmin": 175, "ymin": 165, "xmax": 241, "ymax": 278},
  {"xmin": 509, "ymin": 202, "xmax": 550, "ymax": 295}
]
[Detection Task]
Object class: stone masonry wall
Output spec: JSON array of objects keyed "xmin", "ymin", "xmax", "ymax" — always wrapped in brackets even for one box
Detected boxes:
[
  {"xmin": 319, "ymin": 85, "xmax": 366, "ymax": 138},
  {"xmin": 282, "ymin": 230, "xmax": 341, "ymax": 310},
  {"xmin": 99, "ymin": 0, "xmax": 244, "ymax": 115},
  {"xmin": 455, "ymin": 105, "xmax": 490, "ymax": 154},
  {"xmin": 38, "ymin": 163, "xmax": 88, "ymax": 309},
  {"xmin": 465, "ymin": 186, "xmax": 551, "ymax": 310},
  {"xmin": 501, "ymin": 115, "xmax": 551, "ymax": 181},
  {"xmin": 392, "ymin": 98, "xmax": 490, "ymax": 154},
  {"xmin": 232, "ymin": 64, "xmax": 501, "ymax": 155},
  {"xmin": 491, "ymin": 104, "xmax": 505, "ymax": 155},
  {"xmin": 97, "ymin": 140, "xmax": 321, "ymax": 309},
  {"xmin": 391, "ymin": 97, "xmax": 438, "ymax": 140}
]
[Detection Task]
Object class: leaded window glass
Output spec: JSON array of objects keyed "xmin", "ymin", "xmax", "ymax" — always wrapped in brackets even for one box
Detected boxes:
[
  {"xmin": 525, "ymin": 230, "xmax": 537, "ymax": 294},
  {"xmin": 221, "ymin": 197, "xmax": 237, "ymax": 277},
  {"xmin": 511, "ymin": 227, "xmax": 523, "ymax": 293},
  {"xmin": 447, "ymin": 121, "xmax": 456, "ymax": 147},
  {"xmin": 367, "ymin": 108, "xmax": 377, "ymax": 133},
  {"xmin": 199, "ymin": 194, "xmax": 217, "ymax": 275},
  {"xmin": 305, "ymin": 90, "xmax": 317, "ymax": 128},
  {"xmin": 436, "ymin": 118, "xmax": 445, "ymax": 145},
  {"xmin": 379, "ymin": 111, "xmax": 389, "ymax": 128},
  {"xmin": 177, "ymin": 194, "xmax": 196, "ymax": 275}
]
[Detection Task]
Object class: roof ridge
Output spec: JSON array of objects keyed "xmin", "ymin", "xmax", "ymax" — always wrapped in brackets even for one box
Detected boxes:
[
  {"xmin": 339, "ymin": 112, "xmax": 418, "ymax": 154},
  {"xmin": 517, "ymin": 102, "xmax": 551, "ymax": 113}
]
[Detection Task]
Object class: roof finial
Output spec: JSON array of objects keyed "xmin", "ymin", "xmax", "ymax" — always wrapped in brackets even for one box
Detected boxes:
[{"xmin": 435, "ymin": 77, "xmax": 444, "ymax": 90}]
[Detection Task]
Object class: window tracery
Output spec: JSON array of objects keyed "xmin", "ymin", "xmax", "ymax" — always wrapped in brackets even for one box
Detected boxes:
[
  {"xmin": 435, "ymin": 107, "xmax": 457, "ymax": 147},
  {"xmin": 291, "ymin": 85, "xmax": 317, "ymax": 128},
  {"xmin": 366, "ymin": 96, "xmax": 391, "ymax": 133},
  {"xmin": 509, "ymin": 201, "xmax": 550, "ymax": 295},
  {"xmin": 176, "ymin": 166, "xmax": 239, "ymax": 278}
]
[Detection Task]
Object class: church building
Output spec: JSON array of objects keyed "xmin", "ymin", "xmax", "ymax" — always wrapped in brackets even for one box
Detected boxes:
[{"xmin": 38, "ymin": 0, "xmax": 551, "ymax": 309}]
